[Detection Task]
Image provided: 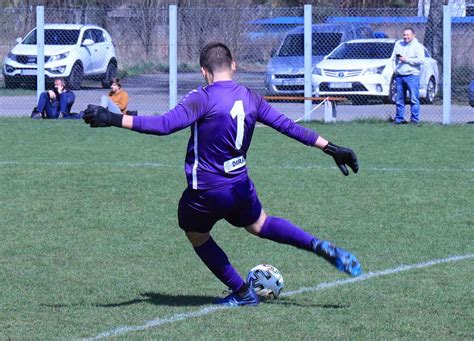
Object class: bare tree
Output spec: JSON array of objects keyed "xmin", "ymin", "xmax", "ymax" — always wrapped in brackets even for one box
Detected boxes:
[
  {"xmin": 129, "ymin": 0, "xmax": 161, "ymax": 58},
  {"xmin": 424, "ymin": 0, "xmax": 444, "ymax": 71}
]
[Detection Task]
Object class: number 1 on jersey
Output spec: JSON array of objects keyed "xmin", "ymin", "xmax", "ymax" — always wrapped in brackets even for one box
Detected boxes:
[{"xmin": 230, "ymin": 100, "xmax": 246, "ymax": 150}]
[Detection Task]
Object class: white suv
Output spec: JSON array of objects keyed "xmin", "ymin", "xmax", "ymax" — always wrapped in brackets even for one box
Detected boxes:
[
  {"xmin": 3, "ymin": 24, "xmax": 118, "ymax": 89},
  {"xmin": 313, "ymin": 38, "xmax": 438, "ymax": 104}
]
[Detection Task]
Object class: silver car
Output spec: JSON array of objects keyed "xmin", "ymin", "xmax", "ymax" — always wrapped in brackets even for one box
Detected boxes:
[{"xmin": 265, "ymin": 23, "xmax": 374, "ymax": 95}]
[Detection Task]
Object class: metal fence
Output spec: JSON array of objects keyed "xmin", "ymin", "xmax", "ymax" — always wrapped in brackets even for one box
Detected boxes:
[{"xmin": 0, "ymin": 4, "xmax": 473, "ymax": 123}]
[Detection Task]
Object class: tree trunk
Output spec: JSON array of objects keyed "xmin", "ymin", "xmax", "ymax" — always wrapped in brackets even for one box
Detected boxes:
[{"xmin": 424, "ymin": 0, "xmax": 444, "ymax": 72}]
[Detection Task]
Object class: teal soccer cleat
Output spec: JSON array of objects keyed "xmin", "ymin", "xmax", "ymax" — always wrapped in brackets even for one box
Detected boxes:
[{"xmin": 313, "ymin": 240, "xmax": 362, "ymax": 277}]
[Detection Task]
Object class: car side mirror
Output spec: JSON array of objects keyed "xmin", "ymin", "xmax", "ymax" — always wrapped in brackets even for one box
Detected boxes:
[
  {"xmin": 82, "ymin": 39, "xmax": 94, "ymax": 46},
  {"xmin": 15, "ymin": 37, "xmax": 22, "ymax": 44}
]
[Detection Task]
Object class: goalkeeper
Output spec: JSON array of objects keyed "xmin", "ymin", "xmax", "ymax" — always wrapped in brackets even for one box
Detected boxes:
[{"xmin": 83, "ymin": 42, "xmax": 361, "ymax": 307}]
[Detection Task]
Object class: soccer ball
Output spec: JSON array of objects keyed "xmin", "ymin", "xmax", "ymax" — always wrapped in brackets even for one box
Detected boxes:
[{"xmin": 246, "ymin": 264, "xmax": 284, "ymax": 299}]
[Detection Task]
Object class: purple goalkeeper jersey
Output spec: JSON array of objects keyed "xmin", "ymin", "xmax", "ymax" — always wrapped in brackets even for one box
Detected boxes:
[{"xmin": 131, "ymin": 80, "xmax": 318, "ymax": 190}]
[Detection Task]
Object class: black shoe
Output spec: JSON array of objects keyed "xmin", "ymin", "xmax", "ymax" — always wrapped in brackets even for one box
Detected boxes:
[
  {"xmin": 31, "ymin": 107, "xmax": 41, "ymax": 118},
  {"xmin": 392, "ymin": 120, "xmax": 407, "ymax": 125},
  {"xmin": 31, "ymin": 111, "xmax": 42, "ymax": 119}
]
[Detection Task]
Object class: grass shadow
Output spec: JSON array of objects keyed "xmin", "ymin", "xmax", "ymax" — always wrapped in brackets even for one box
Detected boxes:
[
  {"xmin": 42, "ymin": 292, "xmax": 217, "ymax": 309},
  {"xmin": 96, "ymin": 292, "xmax": 217, "ymax": 308}
]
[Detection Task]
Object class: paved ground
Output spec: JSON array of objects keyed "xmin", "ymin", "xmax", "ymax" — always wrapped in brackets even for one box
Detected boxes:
[{"xmin": 0, "ymin": 72, "xmax": 472, "ymax": 123}]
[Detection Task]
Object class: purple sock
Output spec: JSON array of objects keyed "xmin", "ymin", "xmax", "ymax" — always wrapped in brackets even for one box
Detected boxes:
[
  {"xmin": 258, "ymin": 216, "xmax": 318, "ymax": 251},
  {"xmin": 193, "ymin": 237, "xmax": 245, "ymax": 292}
]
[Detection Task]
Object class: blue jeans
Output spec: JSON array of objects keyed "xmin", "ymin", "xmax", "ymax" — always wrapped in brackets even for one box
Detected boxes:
[
  {"xmin": 100, "ymin": 95, "xmax": 122, "ymax": 114},
  {"xmin": 395, "ymin": 74, "xmax": 420, "ymax": 123},
  {"xmin": 37, "ymin": 91, "xmax": 75, "ymax": 119}
]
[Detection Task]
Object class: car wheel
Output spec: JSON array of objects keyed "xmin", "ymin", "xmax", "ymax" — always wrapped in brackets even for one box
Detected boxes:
[
  {"xmin": 383, "ymin": 76, "xmax": 397, "ymax": 104},
  {"xmin": 101, "ymin": 62, "xmax": 117, "ymax": 88},
  {"xmin": 4, "ymin": 76, "xmax": 18, "ymax": 89},
  {"xmin": 421, "ymin": 77, "xmax": 436, "ymax": 104},
  {"xmin": 67, "ymin": 63, "xmax": 83, "ymax": 90}
]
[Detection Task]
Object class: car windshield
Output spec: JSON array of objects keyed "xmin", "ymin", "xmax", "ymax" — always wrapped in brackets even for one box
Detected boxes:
[
  {"xmin": 22, "ymin": 29, "xmax": 80, "ymax": 45},
  {"xmin": 277, "ymin": 32, "xmax": 343, "ymax": 57},
  {"xmin": 328, "ymin": 42, "xmax": 394, "ymax": 59}
]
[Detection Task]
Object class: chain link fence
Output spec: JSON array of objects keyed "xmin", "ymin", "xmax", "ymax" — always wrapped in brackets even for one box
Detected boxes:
[{"xmin": 0, "ymin": 4, "xmax": 472, "ymax": 123}]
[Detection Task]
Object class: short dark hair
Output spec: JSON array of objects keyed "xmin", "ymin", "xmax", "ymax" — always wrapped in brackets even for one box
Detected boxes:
[
  {"xmin": 199, "ymin": 42, "xmax": 233, "ymax": 75},
  {"xmin": 111, "ymin": 78, "xmax": 121, "ymax": 88},
  {"xmin": 54, "ymin": 77, "xmax": 69, "ymax": 90},
  {"xmin": 404, "ymin": 27, "xmax": 415, "ymax": 34}
]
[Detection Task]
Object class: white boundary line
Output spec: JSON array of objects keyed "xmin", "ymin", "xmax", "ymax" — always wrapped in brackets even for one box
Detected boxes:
[
  {"xmin": 1, "ymin": 160, "xmax": 472, "ymax": 173},
  {"xmin": 81, "ymin": 254, "xmax": 474, "ymax": 340}
]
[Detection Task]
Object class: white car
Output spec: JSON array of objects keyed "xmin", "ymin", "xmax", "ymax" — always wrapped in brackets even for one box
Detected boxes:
[
  {"xmin": 313, "ymin": 38, "xmax": 439, "ymax": 104},
  {"xmin": 3, "ymin": 24, "xmax": 118, "ymax": 89}
]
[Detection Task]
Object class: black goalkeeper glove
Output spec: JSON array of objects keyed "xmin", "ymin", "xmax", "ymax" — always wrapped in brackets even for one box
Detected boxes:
[
  {"xmin": 83, "ymin": 104, "xmax": 123, "ymax": 128},
  {"xmin": 323, "ymin": 142, "xmax": 359, "ymax": 176}
]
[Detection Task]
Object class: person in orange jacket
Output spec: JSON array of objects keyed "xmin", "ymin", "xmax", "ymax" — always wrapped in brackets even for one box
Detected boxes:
[{"xmin": 100, "ymin": 78, "xmax": 129, "ymax": 115}]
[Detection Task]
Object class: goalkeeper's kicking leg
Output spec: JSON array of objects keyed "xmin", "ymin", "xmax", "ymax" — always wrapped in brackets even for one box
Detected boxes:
[{"xmin": 246, "ymin": 210, "xmax": 362, "ymax": 277}]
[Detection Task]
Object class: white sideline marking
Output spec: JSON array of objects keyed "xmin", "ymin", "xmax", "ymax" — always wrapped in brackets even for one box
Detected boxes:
[
  {"xmin": 0, "ymin": 160, "xmax": 166, "ymax": 168},
  {"xmin": 1, "ymin": 160, "xmax": 472, "ymax": 173},
  {"xmin": 81, "ymin": 254, "xmax": 474, "ymax": 340}
]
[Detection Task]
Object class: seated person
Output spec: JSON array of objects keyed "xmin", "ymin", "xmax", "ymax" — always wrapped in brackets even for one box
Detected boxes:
[
  {"xmin": 31, "ymin": 78, "xmax": 75, "ymax": 119},
  {"xmin": 100, "ymin": 78, "xmax": 129, "ymax": 115}
]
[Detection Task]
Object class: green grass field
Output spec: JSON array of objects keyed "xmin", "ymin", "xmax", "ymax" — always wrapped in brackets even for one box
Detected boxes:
[{"xmin": 0, "ymin": 118, "xmax": 472, "ymax": 339}]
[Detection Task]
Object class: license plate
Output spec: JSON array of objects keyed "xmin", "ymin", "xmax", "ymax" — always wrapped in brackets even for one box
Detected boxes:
[
  {"xmin": 21, "ymin": 69, "xmax": 37, "ymax": 76},
  {"xmin": 329, "ymin": 82, "xmax": 352, "ymax": 89},
  {"xmin": 282, "ymin": 79, "xmax": 304, "ymax": 86}
]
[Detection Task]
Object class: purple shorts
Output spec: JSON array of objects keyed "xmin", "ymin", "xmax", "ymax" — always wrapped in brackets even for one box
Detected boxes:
[{"xmin": 178, "ymin": 178, "xmax": 262, "ymax": 233}]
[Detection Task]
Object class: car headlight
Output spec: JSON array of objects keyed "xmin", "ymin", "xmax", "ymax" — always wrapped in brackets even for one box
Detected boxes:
[
  {"xmin": 313, "ymin": 67, "xmax": 322, "ymax": 75},
  {"xmin": 7, "ymin": 52, "xmax": 17, "ymax": 61},
  {"xmin": 5, "ymin": 65, "xmax": 16, "ymax": 73},
  {"xmin": 48, "ymin": 52, "xmax": 69, "ymax": 63},
  {"xmin": 47, "ymin": 66, "xmax": 66, "ymax": 74},
  {"xmin": 363, "ymin": 66, "xmax": 385, "ymax": 75}
]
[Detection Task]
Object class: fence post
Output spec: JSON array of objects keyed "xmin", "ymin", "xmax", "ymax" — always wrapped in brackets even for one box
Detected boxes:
[
  {"xmin": 303, "ymin": 4, "xmax": 312, "ymax": 121},
  {"xmin": 36, "ymin": 6, "xmax": 45, "ymax": 101},
  {"xmin": 169, "ymin": 5, "xmax": 178, "ymax": 109},
  {"xmin": 442, "ymin": 4, "xmax": 452, "ymax": 125}
]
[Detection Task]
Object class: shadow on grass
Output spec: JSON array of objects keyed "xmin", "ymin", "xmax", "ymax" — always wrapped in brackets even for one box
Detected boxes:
[
  {"xmin": 42, "ymin": 292, "xmax": 217, "ymax": 309},
  {"xmin": 96, "ymin": 294, "xmax": 349, "ymax": 309},
  {"xmin": 96, "ymin": 292, "xmax": 217, "ymax": 307},
  {"xmin": 44, "ymin": 293, "xmax": 349, "ymax": 309}
]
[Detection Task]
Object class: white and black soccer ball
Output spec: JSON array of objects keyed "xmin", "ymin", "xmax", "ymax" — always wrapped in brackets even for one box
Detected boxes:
[{"xmin": 246, "ymin": 264, "xmax": 284, "ymax": 299}]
